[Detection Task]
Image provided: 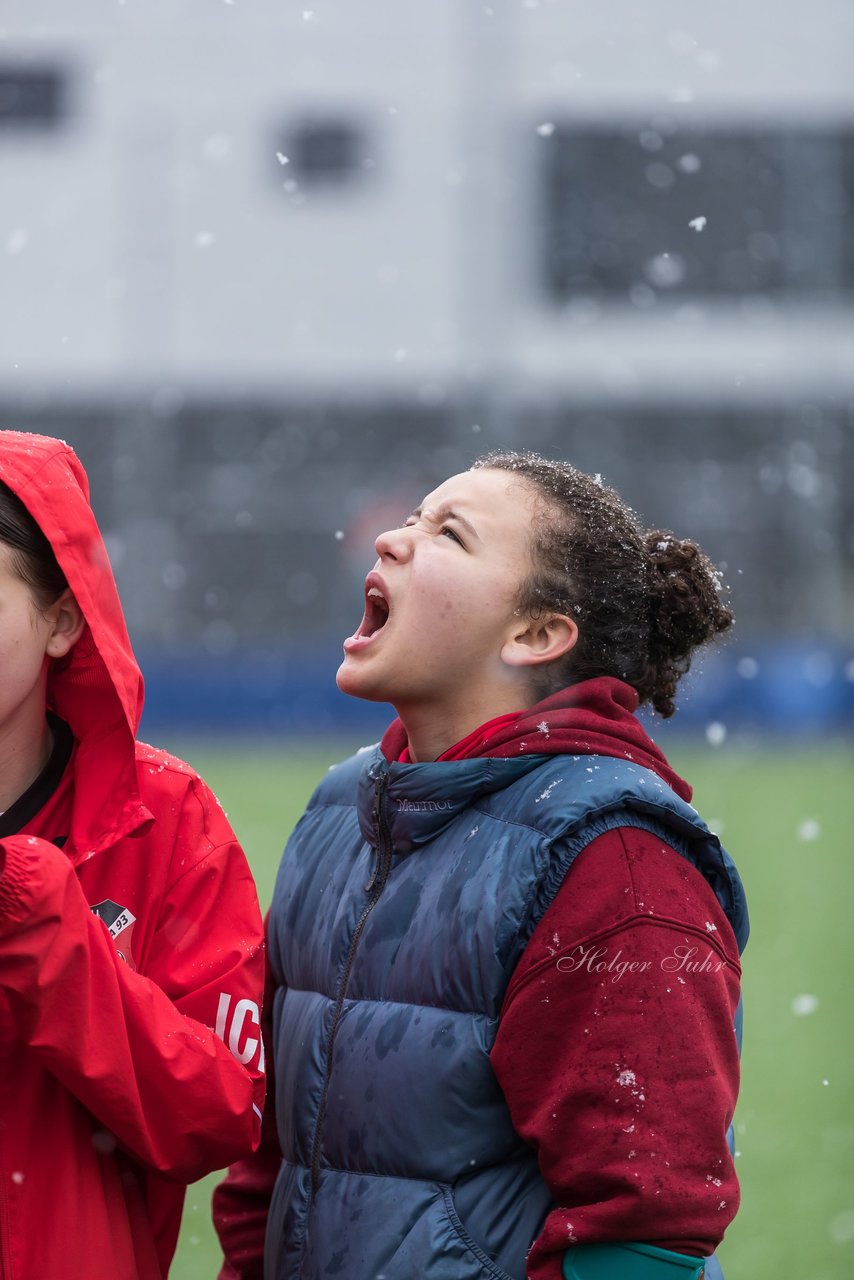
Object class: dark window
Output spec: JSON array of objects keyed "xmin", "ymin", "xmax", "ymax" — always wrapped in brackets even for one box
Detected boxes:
[
  {"xmin": 541, "ymin": 127, "xmax": 854, "ymax": 299},
  {"xmin": 282, "ymin": 120, "xmax": 367, "ymax": 186},
  {"xmin": 0, "ymin": 65, "xmax": 67, "ymax": 127}
]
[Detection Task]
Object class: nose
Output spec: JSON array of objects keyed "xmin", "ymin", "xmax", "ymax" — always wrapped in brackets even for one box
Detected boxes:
[{"xmin": 375, "ymin": 523, "xmax": 415, "ymax": 561}]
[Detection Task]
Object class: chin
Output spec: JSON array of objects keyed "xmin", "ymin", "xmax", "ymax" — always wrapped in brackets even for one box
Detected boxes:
[
  {"xmin": 335, "ymin": 658, "xmax": 357, "ymax": 696},
  {"xmin": 336, "ymin": 658, "xmax": 388, "ymax": 703}
]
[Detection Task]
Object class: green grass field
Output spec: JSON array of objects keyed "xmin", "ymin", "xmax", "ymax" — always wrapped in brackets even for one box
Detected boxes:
[{"xmin": 164, "ymin": 739, "xmax": 854, "ymax": 1280}]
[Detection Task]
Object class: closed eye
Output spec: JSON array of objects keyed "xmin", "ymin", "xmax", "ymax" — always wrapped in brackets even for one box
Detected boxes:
[{"xmin": 403, "ymin": 515, "xmax": 464, "ymax": 546}]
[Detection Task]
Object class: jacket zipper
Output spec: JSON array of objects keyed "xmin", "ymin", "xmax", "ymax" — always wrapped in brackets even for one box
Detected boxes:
[{"xmin": 308, "ymin": 769, "xmax": 395, "ymax": 1193}]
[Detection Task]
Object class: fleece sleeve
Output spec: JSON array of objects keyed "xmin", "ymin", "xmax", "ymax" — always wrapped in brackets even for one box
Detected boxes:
[
  {"xmin": 213, "ymin": 932, "xmax": 282, "ymax": 1280},
  {"xmin": 490, "ymin": 826, "xmax": 742, "ymax": 1280},
  {"xmin": 0, "ymin": 823, "xmax": 265, "ymax": 1184}
]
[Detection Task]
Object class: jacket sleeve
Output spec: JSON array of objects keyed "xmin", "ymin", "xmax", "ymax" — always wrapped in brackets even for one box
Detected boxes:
[
  {"xmin": 213, "ymin": 929, "xmax": 282, "ymax": 1280},
  {"xmin": 490, "ymin": 826, "xmax": 742, "ymax": 1280},
  {"xmin": 0, "ymin": 813, "xmax": 265, "ymax": 1183}
]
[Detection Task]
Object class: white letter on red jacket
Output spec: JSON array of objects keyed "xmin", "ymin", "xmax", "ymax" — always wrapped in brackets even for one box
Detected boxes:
[{"xmin": 215, "ymin": 992, "xmax": 263, "ymax": 1068}]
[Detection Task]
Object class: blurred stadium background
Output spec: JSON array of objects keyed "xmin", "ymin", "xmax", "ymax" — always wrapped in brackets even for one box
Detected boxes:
[
  {"xmin": 2, "ymin": 0, "xmax": 853, "ymax": 740},
  {"xmin": 1, "ymin": 1, "xmax": 852, "ymax": 1276}
]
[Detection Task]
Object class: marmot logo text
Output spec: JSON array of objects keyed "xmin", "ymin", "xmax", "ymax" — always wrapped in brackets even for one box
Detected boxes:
[{"xmin": 397, "ymin": 799, "xmax": 453, "ymax": 813}]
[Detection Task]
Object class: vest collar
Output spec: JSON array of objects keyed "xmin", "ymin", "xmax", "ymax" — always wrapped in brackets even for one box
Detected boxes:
[{"xmin": 357, "ymin": 749, "xmax": 549, "ymax": 854}]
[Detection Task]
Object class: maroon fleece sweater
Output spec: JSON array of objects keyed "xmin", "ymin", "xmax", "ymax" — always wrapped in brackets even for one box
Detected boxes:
[{"xmin": 214, "ymin": 679, "xmax": 741, "ymax": 1280}]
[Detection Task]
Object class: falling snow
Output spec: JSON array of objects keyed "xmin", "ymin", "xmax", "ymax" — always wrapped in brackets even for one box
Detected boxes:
[{"xmin": 830, "ymin": 1211, "xmax": 854, "ymax": 1244}]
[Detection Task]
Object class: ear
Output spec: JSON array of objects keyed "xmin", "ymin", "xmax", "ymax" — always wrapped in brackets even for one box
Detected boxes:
[
  {"xmin": 44, "ymin": 589, "xmax": 86, "ymax": 659},
  {"xmin": 501, "ymin": 612, "xmax": 579, "ymax": 670}
]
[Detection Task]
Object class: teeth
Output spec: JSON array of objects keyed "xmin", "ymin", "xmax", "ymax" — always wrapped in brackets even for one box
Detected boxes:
[{"xmin": 361, "ymin": 583, "xmax": 390, "ymax": 639}]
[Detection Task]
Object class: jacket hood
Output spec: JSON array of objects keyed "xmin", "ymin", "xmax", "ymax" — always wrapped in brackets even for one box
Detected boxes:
[
  {"xmin": 381, "ymin": 676, "xmax": 691, "ymax": 802},
  {"xmin": 0, "ymin": 431, "xmax": 151, "ymax": 855}
]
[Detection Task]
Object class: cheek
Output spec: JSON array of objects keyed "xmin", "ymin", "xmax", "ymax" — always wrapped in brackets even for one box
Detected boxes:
[
  {"xmin": 424, "ymin": 591, "xmax": 471, "ymax": 629},
  {"xmin": 437, "ymin": 592, "xmax": 505, "ymax": 646},
  {"xmin": 0, "ymin": 617, "xmax": 47, "ymax": 678},
  {"xmin": 6, "ymin": 642, "xmax": 40, "ymax": 680}
]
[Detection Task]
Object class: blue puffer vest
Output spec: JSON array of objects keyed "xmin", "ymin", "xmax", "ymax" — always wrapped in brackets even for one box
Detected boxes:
[{"xmin": 265, "ymin": 748, "xmax": 748, "ymax": 1280}]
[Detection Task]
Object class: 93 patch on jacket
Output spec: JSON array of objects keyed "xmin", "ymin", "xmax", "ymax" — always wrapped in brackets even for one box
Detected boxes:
[{"xmin": 90, "ymin": 899, "xmax": 138, "ymax": 970}]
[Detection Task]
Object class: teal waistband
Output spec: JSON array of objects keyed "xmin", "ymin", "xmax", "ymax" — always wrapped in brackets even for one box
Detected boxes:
[{"xmin": 563, "ymin": 1242, "xmax": 705, "ymax": 1280}]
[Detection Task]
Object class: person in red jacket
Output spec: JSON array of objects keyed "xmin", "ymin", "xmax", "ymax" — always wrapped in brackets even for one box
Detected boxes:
[
  {"xmin": 0, "ymin": 430, "xmax": 265, "ymax": 1280},
  {"xmin": 214, "ymin": 451, "xmax": 745, "ymax": 1280}
]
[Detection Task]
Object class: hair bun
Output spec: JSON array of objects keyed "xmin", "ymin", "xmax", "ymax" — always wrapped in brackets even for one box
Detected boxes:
[{"xmin": 640, "ymin": 529, "xmax": 733, "ymax": 716}]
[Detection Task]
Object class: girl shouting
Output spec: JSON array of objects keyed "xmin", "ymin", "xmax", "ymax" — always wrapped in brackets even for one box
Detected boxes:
[{"xmin": 217, "ymin": 451, "xmax": 747, "ymax": 1280}]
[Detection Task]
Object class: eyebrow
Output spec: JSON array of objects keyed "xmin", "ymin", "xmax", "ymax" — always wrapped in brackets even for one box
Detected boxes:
[{"xmin": 411, "ymin": 505, "xmax": 481, "ymax": 542}]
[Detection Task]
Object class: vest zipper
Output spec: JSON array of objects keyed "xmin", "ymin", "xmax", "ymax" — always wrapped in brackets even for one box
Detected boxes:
[{"xmin": 308, "ymin": 769, "xmax": 395, "ymax": 1194}]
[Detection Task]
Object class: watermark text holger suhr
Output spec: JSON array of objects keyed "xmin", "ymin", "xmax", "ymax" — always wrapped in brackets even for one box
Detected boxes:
[{"xmin": 556, "ymin": 944, "xmax": 725, "ymax": 983}]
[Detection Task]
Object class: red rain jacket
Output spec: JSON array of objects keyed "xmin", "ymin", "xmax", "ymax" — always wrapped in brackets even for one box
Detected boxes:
[{"xmin": 0, "ymin": 432, "xmax": 265, "ymax": 1279}]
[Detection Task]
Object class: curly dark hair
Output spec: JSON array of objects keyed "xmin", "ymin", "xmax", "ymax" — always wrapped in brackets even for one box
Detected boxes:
[{"xmin": 473, "ymin": 451, "xmax": 733, "ymax": 717}]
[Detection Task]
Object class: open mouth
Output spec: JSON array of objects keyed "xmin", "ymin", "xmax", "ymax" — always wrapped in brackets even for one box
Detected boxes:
[
  {"xmin": 362, "ymin": 585, "xmax": 390, "ymax": 638},
  {"xmin": 343, "ymin": 577, "xmax": 392, "ymax": 653}
]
